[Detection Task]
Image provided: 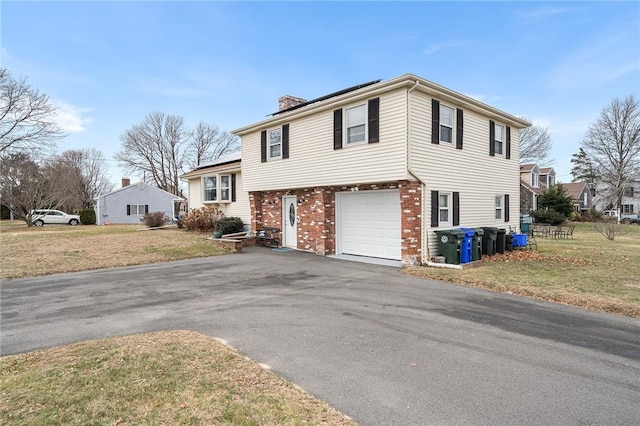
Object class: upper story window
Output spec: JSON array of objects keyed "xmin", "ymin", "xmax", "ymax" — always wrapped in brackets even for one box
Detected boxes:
[
  {"xmin": 532, "ymin": 171, "xmax": 539, "ymax": 188},
  {"xmin": 346, "ymin": 104, "xmax": 366, "ymax": 145},
  {"xmin": 431, "ymin": 99, "xmax": 463, "ymax": 149},
  {"xmin": 202, "ymin": 174, "xmax": 233, "ymax": 203},
  {"xmin": 623, "ymin": 186, "xmax": 634, "ymax": 197},
  {"xmin": 268, "ymin": 128, "xmax": 282, "ymax": 160},
  {"xmin": 583, "ymin": 191, "xmax": 588, "ymax": 204},
  {"xmin": 548, "ymin": 175, "xmax": 555, "ymax": 186},
  {"xmin": 494, "ymin": 124, "xmax": 504, "ymax": 156},
  {"xmin": 489, "ymin": 120, "xmax": 510, "ymax": 159},
  {"xmin": 439, "ymin": 105, "xmax": 454, "ymax": 144}
]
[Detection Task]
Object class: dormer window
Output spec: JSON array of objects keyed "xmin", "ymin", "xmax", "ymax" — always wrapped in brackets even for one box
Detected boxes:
[{"xmin": 532, "ymin": 171, "xmax": 539, "ymax": 187}]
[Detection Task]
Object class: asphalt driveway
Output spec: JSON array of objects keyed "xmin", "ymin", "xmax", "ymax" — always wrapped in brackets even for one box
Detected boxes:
[{"xmin": 2, "ymin": 247, "xmax": 639, "ymax": 425}]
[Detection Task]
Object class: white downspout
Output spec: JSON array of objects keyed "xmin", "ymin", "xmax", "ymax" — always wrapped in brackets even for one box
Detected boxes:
[{"xmin": 406, "ymin": 80, "xmax": 428, "ymax": 265}]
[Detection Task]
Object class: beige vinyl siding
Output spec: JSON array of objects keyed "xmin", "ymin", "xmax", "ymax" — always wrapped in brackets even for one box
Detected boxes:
[
  {"xmin": 185, "ymin": 168, "xmax": 251, "ymax": 227},
  {"xmin": 242, "ymin": 88, "xmax": 409, "ymax": 192},
  {"xmin": 409, "ymin": 91, "xmax": 522, "ymax": 259}
]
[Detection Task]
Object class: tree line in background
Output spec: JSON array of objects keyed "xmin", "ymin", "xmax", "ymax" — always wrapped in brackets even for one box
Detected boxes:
[
  {"xmin": 0, "ymin": 67, "xmax": 238, "ymax": 225},
  {"xmin": 2, "ymin": 66, "xmax": 637, "ymax": 226}
]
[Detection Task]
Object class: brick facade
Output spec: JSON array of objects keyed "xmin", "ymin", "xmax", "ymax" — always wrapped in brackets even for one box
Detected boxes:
[{"xmin": 249, "ymin": 180, "xmax": 422, "ymax": 266}]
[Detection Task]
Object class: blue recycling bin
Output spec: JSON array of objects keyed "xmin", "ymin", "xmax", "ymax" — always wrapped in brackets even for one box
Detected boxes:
[{"xmin": 458, "ymin": 228, "xmax": 475, "ymax": 264}]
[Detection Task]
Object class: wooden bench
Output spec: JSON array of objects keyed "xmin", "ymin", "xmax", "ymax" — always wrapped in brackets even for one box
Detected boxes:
[{"xmin": 256, "ymin": 227, "xmax": 281, "ymax": 248}]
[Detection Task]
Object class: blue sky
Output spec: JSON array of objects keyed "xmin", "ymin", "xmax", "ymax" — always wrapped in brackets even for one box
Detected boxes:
[{"xmin": 2, "ymin": 1, "xmax": 639, "ymax": 186}]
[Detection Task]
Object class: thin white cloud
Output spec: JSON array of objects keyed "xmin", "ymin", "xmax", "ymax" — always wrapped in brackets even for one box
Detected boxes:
[
  {"xmin": 543, "ymin": 23, "xmax": 639, "ymax": 92},
  {"xmin": 53, "ymin": 101, "xmax": 93, "ymax": 132},
  {"xmin": 516, "ymin": 6, "xmax": 576, "ymax": 21},
  {"xmin": 422, "ymin": 39, "xmax": 468, "ymax": 56}
]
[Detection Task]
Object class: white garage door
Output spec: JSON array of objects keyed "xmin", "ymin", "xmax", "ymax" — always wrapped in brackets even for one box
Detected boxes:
[{"xmin": 337, "ymin": 190, "xmax": 401, "ymax": 260}]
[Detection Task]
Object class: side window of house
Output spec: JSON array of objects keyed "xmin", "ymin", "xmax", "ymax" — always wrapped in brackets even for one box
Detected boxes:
[
  {"xmin": 489, "ymin": 121, "xmax": 511, "ymax": 159},
  {"xmin": 202, "ymin": 174, "xmax": 236, "ymax": 203},
  {"xmin": 532, "ymin": 171, "xmax": 539, "ymax": 187},
  {"xmin": 333, "ymin": 98, "xmax": 379, "ymax": 150},
  {"xmin": 203, "ymin": 176, "xmax": 217, "ymax": 202},
  {"xmin": 126, "ymin": 204, "xmax": 148, "ymax": 215},
  {"xmin": 346, "ymin": 104, "xmax": 366, "ymax": 145},
  {"xmin": 431, "ymin": 99, "xmax": 463, "ymax": 149},
  {"xmin": 261, "ymin": 124, "xmax": 289, "ymax": 162},
  {"xmin": 269, "ymin": 128, "xmax": 282, "ymax": 159},
  {"xmin": 495, "ymin": 195, "xmax": 503, "ymax": 220},
  {"xmin": 430, "ymin": 190, "xmax": 460, "ymax": 227}
]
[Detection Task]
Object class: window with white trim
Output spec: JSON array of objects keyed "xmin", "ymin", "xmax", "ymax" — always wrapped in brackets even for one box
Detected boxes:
[
  {"xmin": 268, "ymin": 128, "xmax": 282, "ymax": 160},
  {"xmin": 622, "ymin": 204, "xmax": 634, "ymax": 214},
  {"xmin": 532, "ymin": 171, "xmax": 539, "ymax": 188},
  {"xmin": 129, "ymin": 205, "xmax": 146, "ymax": 215},
  {"xmin": 495, "ymin": 195, "xmax": 503, "ymax": 220},
  {"xmin": 549, "ymin": 175, "xmax": 555, "ymax": 186},
  {"xmin": 203, "ymin": 176, "xmax": 217, "ymax": 202},
  {"xmin": 439, "ymin": 193, "xmax": 450, "ymax": 223},
  {"xmin": 202, "ymin": 174, "xmax": 232, "ymax": 203},
  {"xmin": 623, "ymin": 187, "xmax": 634, "ymax": 197},
  {"xmin": 439, "ymin": 104, "xmax": 454, "ymax": 144},
  {"xmin": 494, "ymin": 124, "xmax": 504, "ymax": 156},
  {"xmin": 345, "ymin": 104, "xmax": 366, "ymax": 145}
]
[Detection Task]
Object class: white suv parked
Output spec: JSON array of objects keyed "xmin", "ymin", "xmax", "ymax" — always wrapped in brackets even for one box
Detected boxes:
[{"xmin": 31, "ymin": 209, "xmax": 81, "ymax": 227}]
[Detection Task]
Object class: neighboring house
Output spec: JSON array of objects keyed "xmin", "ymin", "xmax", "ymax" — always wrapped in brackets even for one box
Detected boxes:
[
  {"xmin": 520, "ymin": 164, "xmax": 542, "ymax": 213},
  {"xmin": 539, "ymin": 167, "xmax": 556, "ymax": 187},
  {"xmin": 560, "ymin": 182, "xmax": 592, "ymax": 213},
  {"xmin": 94, "ymin": 179, "xmax": 185, "ymax": 225},
  {"xmin": 594, "ymin": 180, "xmax": 640, "ymax": 215},
  {"xmin": 179, "ymin": 152, "xmax": 251, "ymax": 227},
  {"xmin": 233, "ymin": 73, "xmax": 529, "ymax": 266}
]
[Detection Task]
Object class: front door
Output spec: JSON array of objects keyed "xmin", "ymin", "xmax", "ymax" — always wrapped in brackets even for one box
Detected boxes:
[{"xmin": 283, "ymin": 196, "xmax": 297, "ymax": 248}]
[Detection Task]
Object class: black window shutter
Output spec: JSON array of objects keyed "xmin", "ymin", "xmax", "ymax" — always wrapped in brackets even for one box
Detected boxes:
[
  {"xmin": 489, "ymin": 120, "xmax": 495, "ymax": 156},
  {"xmin": 504, "ymin": 194, "xmax": 510, "ymax": 222},
  {"xmin": 431, "ymin": 190, "xmax": 439, "ymax": 227},
  {"xmin": 456, "ymin": 109, "xmax": 464, "ymax": 150},
  {"xmin": 231, "ymin": 173, "xmax": 237, "ymax": 202},
  {"xmin": 368, "ymin": 98, "xmax": 380, "ymax": 144},
  {"xmin": 506, "ymin": 126, "xmax": 511, "ymax": 160},
  {"xmin": 431, "ymin": 99, "xmax": 440, "ymax": 144},
  {"xmin": 333, "ymin": 109, "xmax": 343, "ymax": 150},
  {"xmin": 282, "ymin": 124, "xmax": 289, "ymax": 159},
  {"xmin": 126, "ymin": 204, "xmax": 130, "ymax": 216},
  {"xmin": 453, "ymin": 192, "xmax": 460, "ymax": 226},
  {"xmin": 260, "ymin": 130, "xmax": 267, "ymax": 162},
  {"xmin": 145, "ymin": 205, "xmax": 149, "ymax": 214}
]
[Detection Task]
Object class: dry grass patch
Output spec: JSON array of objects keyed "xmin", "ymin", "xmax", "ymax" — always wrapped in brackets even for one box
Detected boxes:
[
  {"xmin": 0, "ymin": 222, "xmax": 229, "ymax": 279},
  {"xmin": 405, "ymin": 223, "xmax": 640, "ymax": 318},
  {"xmin": 0, "ymin": 330, "xmax": 356, "ymax": 425}
]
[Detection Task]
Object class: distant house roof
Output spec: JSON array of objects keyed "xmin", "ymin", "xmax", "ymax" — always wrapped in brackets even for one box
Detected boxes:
[
  {"xmin": 95, "ymin": 182, "xmax": 185, "ymax": 200},
  {"xmin": 561, "ymin": 182, "xmax": 587, "ymax": 201},
  {"xmin": 520, "ymin": 180, "xmax": 542, "ymax": 195},
  {"xmin": 520, "ymin": 164, "xmax": 537, "ymax": 172},
  {"xmin": 194, "ymin": 151, "xmax": 241, "ymax": 170},
  {"xmin": 540, "ymin": 167, "xmax": 555, "ymax": 174}
]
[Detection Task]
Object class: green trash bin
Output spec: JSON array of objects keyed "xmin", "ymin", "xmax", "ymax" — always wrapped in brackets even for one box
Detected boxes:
[
  {"xmin": 434, "ymin": 229, "xmax": 465, "ymax": 265},
  {"xmin": 472, "ymin": 228, "xmax": 484, "ymax": 261}
]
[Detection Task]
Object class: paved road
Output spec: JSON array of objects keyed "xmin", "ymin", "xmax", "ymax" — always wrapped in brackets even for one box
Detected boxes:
[{"xmin": 2, "ymin": 247, "xmax": 640, "ymax": 425}]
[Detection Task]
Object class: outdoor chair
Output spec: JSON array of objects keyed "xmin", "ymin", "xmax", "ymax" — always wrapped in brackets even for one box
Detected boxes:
[{"xmin": 553, "ymin": 225, "xmax": 565, "ymax": 239}]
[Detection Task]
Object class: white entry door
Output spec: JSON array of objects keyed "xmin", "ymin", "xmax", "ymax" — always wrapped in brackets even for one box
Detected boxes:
[{"xmin": 283, "ymin": 196, "xmax": 297, "ymax": 248}]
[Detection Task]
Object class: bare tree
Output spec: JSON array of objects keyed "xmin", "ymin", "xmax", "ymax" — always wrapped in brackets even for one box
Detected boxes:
[
  {"xmin": 115, "ymin": 112, "xmax": 190, "ymax": 196},
  {"xmin": 519, "ymin": 118, "xmax": 552, "ymax": 165},
  {"xmin": 0, "ymin": 68, "xmax": 65, "ymax": 154},
  {"xmin": 45, "ymin": 148, "xmax": 114, "ymax": 211},
  {"xmin": 189, "ymin": 122, "xmax": 240, "ymax": 168},
  {"xmin": 116, "ymin": 113, "xmax": 239, "ymax": 195},
  {"xmin": 581, "ymin": 95, "xmax": 640, "ymax": 209},
  {"xmin": 0, "ymin": 152, "xmax": 64, "ymax": 226}
]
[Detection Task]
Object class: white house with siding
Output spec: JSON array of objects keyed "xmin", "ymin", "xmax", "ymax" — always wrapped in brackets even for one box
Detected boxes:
[
  {"xmin": 180, "ymin": 152, "xmax": 251, "ymax": 227},
  {"xmin": 233, "ymin": 74, "xmax": 530, "ymax": 266},
  {"xmin": 94, "ymin": 180, "xmax": 185, "ymax": 225}
]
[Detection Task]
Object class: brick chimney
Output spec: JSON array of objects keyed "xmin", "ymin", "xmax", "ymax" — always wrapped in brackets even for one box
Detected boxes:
[
  {"xmin": 278, "ymin": 95, "xmax": 307, "ymax": 111},
  {"xmin": 122, "ymin": 178, "xmax": 130, "ymax": 188}
]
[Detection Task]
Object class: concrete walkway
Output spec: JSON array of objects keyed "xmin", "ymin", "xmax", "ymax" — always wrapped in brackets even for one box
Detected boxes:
[{"xmin": 2, "ymin": 247, "xmax": 639, "ymax": 425}]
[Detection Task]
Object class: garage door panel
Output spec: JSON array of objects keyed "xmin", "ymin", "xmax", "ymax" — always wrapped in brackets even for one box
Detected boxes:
[{"xmin": 338, "ymin": 190, "xmax": 401, "ymax": 261}]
